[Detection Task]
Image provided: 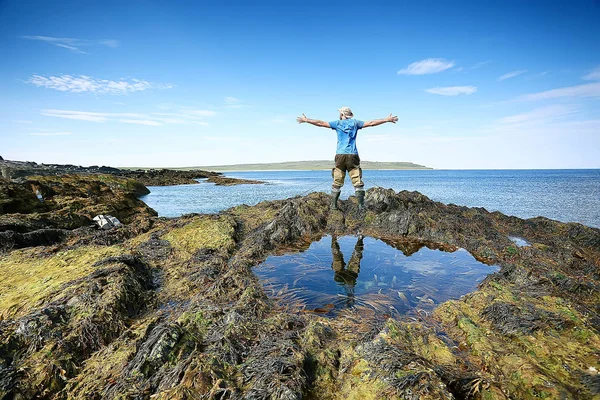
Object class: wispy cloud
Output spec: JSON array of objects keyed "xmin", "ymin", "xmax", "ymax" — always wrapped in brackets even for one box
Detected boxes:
[
  {"xmin": 183, "ymin": 109, "xmax": 217, "ymax": 117},
  {"xmin": 471, "ymin": 61, "xmax": 492, "ymax": 70},
  {"xmin": 119, "ymin": 119, "xmax": 163, "ymax": 126},
  {"xmin": 224, "ymin": 96, "xmax": 245, "ymax": 108},
  {"xmin": 26, "ymin": 74, "xmax": 172, "ymax": 95},
  {"xmin": 583, "ymin": 66, "xmax": 600, "ymax": 81},
  {"xmin": 397, "ymin": 58, "xmax": 454, "ymax": 75},
  {"xmin": 518, "ymin": 82, "xmax": 600, "ymax": 101},
  {"xmin": 425, "ymin": 86, "xmax": 477, "ymax": 96},
  {"xmin": 41, "ymin": 109, "xmax": 133, "ymax": 122},
  {"xmin": 498, "ymin": 70, "xmax": 527, "ymax": 81},
  {"xmin": 22, "ymin": 36, "xmax": 119, "ymax": 53},
  {"xmin": 41, "ymin": 108, "xmax": 215, "ymax": 126},
  {"xmin": 499, "ymin": 105, "xmax": 579, "ymax": 125},
  {"xmin": 453, "ymin": 61, "xmax": 491, "ymax": 74},
  {"xmin": 151, "ymin": 110, "xmax": 215, "ymax": 123},
  {"xmin": 29, "ymin": 132, "xmax": 72, "ymax": 136}
]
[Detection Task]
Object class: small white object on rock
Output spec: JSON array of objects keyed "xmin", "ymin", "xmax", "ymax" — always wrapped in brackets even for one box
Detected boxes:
[{"xmin": 93, "ymin": 215, "xmax": 122, "ymax": 230}]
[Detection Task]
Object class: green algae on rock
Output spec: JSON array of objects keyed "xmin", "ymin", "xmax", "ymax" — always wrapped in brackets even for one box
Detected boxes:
[
  {"xmin": 0, "ymin": 187, "xmax": 599, "ymax": 399},
  {"xmin": 0, "ymin": 174, "xmax": 157, "ymax": 251}
]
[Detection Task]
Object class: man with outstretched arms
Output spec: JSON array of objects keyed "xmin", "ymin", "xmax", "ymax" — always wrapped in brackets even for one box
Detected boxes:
[{"xmin": 296, "ymin": 107, "xmax": 398, "ymax": 210}]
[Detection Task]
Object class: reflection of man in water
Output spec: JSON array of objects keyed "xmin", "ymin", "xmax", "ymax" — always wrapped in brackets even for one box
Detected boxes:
[{"xmin": 331, "ymin": 235, "xmax": 364, "ymax": 306}]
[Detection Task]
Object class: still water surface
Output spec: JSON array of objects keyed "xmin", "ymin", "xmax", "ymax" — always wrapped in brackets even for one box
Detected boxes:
[{"xmin": 254, "ymin": 235, "xmax": 499, "ymax": 317}]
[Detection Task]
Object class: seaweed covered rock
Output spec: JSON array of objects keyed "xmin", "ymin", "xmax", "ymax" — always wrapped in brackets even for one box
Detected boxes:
[
  {"xmin": 0, "ymin": 178, "xmax": 43, "ymax": 214},
  {"xmin": 0, "ymin": 158, "xmax": 264, "ymax": 186},
  {"xmin": 118, "ymin": 168, "xmax": 219, "ymax": 186},
  {"xmin": 0, "ymin": 188, "xmax": 599, "ymax": 399},
  {"xmin": 0, "ymin": 174, "xmax": 156, "ymax": 251},
  {"xmin": 0, "ymin": 248, "xmax": 154, "ymax": 398}
]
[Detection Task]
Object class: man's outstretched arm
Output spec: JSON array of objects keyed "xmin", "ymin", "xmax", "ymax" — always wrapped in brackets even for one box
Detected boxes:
[
  {"xmin": 363, "ymin": 113, "xmax": 398, "ymax": 128},
  {"xmin": 296, "ymin": 113, "xmax": 330, "ymax": 128}
]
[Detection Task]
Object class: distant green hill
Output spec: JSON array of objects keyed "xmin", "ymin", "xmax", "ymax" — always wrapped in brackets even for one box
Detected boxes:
[{"xmin": 176, "ymin": 160, "xmax": 431, "ymax": 171}]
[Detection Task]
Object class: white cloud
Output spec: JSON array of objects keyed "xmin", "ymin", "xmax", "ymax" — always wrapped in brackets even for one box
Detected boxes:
[
  {"xmin": 518, "ymin": 82, "xmax": 600, "ymax": 101},
  {"xmin": 40, "ymin": 109, "xmax": 145, "ymax": 122},
  {"xmin": 98, "ymin": 40, "xmax": 119, "ymax": 48},
  {"xmin": 425, "ymin": 86, "xmax": 477, "ymax": 96},
  {"xmin": 183, "ymin": 109, "xmax": 217, "ymax": 117},
  {"xmin": 26, "ymin": 75, "xmax": 172, "ymax": 95},
  {"xmin": 453, "ymin": 61, "xmax": 491, "ymax": 73},
  {"xmin": 41, "ymin": 108, "xmax": 215, "ymax": 126},
  {"xmin": 499, "ymin": 105, "xmax": 579, "ymax": 124},
  {"xmin": 119, "ymin": 119, "xmax": 163, "ymax": 126},
  {"xmin": 150, "ymin": 117, "xmax": 187, "ymax": 124},
  {"xmin": 22, "ymin": 36, "xmax": 119, "ymax": 53},
  {"xmin": 498, "ymin": 70, "xmax": 527, "ymax": 81},
  {"xmin": 470, "ymin": 61, "xmax": 492, "ymax": 70},
  {"xmin": 41, "ymin": 109, "xmax": 109, "ymax": 122},
  {"xmin": 583, "ymin": 66, "xmax": 600, "ymax": 81},
  {"xmin": 151, "ymin": 111, "xmax": 215, "ymax": 123},
  {"xmin": 397, "ymin": 58, "xmax": 455, "ymax": 75},
  {"xmin": 29, "ymin": 132, "xmax": 72, "ymax": 136},
  {"xmin": 224, "ymin": 96, "xmax": 245, "ymax": 108}
]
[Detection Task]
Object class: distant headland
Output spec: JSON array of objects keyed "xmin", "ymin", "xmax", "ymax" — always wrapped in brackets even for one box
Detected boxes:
[{"xmin": 174, "ymin": 160, "xmax": 432, "ymax": 171}]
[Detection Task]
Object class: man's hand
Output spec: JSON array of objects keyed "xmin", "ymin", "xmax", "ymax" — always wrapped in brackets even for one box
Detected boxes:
[
  {"xmin": 386, "ymin": 113, "xmax": 399, "ymax": 124},
  {"xmin": 296, "ymin": 113, "xmax": 309, "ymax": 124}
]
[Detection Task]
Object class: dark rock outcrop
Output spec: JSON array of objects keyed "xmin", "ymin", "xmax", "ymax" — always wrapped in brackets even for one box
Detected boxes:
[
  {"xmin": 0, "ymin": 159, "xmax": 264, "ymax": 186},
  {"xmin": 0, "ymin": 174, "xmax": 157, "ymax": 251}
]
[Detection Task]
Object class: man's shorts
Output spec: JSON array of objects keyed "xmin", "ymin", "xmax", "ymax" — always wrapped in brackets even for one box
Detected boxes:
[{"xmin": 332, "ymin": 154, "xmax": 363, "ymax": 189}]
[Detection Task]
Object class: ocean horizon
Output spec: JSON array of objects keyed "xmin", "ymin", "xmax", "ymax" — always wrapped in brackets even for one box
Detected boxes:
[{"xmin": 140, "ymin": 169, "xmax": 600, "ymax": 229}]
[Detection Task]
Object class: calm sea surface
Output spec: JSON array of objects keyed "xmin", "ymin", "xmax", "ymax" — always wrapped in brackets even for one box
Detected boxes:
[{"xmin": 140, "ymin": 169, "xmax": 600, "ymax": 228}]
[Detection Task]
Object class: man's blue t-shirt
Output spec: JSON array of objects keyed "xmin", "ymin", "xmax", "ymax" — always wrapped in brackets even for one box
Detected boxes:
[{"xmin": 329, "ymin": 119, "xmax": 364, "ymax": 154}]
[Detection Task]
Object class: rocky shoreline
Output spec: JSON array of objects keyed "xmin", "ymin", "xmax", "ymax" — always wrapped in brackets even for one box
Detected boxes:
[
  {"xmin": 0, "ymin": 159, "xmax": 264, "ymax": 187},
  {"xmin": 1, "ymin": 173, "xmax": 599, "ymax": 399}
]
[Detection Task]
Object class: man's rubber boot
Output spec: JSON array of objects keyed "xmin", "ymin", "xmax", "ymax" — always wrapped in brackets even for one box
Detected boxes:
[
  {"xmin": 356, "ymin": 190, "xmax": 365, "ymax": 211},
  {"xmin": 330, "ymin": 190, "xmax": 341, "ymax": 210}
]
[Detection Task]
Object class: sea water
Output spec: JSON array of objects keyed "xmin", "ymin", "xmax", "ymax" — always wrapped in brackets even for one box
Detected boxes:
[{"xmin": 139, "ymin": 169, "xmax": 600, "ymax": 228}]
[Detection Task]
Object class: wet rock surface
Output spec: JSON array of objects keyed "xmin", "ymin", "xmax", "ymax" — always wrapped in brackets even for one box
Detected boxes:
[
  {"xmin": 0, "ymin": 185, "xmax": 599, "ymax": 399},
  {"xmin": 0, "ymin": 158, "xmax": 264, "ymax": 186},
  {"xmin": 0, "ymin": 174, "xmax": 156, "ymax": 251}
]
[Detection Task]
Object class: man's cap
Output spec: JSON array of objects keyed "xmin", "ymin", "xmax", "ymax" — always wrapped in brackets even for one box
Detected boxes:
[{"xmin": 338, "ymin": 106, "xmax": 354, "ymax": 118}]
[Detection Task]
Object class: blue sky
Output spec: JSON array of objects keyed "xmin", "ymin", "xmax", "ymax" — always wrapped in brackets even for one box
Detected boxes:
[{"xmin": 1, "ymin": 0, "xmax": 599, "ymax": 168}]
